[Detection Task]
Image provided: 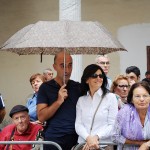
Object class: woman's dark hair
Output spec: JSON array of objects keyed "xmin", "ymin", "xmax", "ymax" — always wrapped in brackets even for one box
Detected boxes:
[
  {"xmin": 81, "ymin": 64, "xmax": 108, "ymax": 98},
  {"xmin": 127, "ymin": 81, "xmax": 150, "ymax": 104}
]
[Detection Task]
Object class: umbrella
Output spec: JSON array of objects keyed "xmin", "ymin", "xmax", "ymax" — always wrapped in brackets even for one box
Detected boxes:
[
  {"xmin": 0, "ymin": 20, "xmax": 127, "ymax": 57},
  {"xmin": 0, "ymin": 20, "xmax": 127, "ymax": 83}
]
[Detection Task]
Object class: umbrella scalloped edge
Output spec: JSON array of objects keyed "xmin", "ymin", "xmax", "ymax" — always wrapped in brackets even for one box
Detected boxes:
[{"xmin": 0, "ymin": 47, "xmax": 127, "ymax": 55}]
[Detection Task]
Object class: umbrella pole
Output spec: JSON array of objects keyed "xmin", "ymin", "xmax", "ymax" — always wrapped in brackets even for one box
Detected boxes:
[{"xmin": 63, "ymin": 50, "xmax": 66, "ymax": 85}]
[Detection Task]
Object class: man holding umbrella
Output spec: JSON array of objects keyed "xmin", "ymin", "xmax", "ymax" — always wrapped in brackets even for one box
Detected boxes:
[{"xmin": 37, "ymin": 51, "xmax": 81, "ymax": 150}]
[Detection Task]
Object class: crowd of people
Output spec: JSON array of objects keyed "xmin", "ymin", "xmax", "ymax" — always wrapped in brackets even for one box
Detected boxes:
[{"xmin": 0, "ymin": 51, "xmax": 150, "ymax": 150}]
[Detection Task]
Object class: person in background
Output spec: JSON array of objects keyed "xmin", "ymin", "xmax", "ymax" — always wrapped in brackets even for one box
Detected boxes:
[
  {"xmin": 125, "ymin": 66, "xmax": 140, "ymax": 87},
  {"xmin": 112, "ymin": 81, "xmax": 150, "ymax": 150},
  {"xmin": 75, "ymin": 64, "xmax": 118, "ymax": 150},
  {"xmin": 110, "ymin": 75, "xmax": 130, "ymax": 109},
  {"xmin": 142, "ymin": 70, "xmax": 150, "ymax": 86},
  {"xmin": 26, "ymin": 73, "xmax": 46, "ymax": 122},
  {"xmin": 0, "ymin": 105, "xmax": 43, "ymax": 150},
  {"xmin": 0, "ymin": 94, "xmax": 6, "ymax": 125},
  {"xmin": 95, "ymin": 55, "xmax": 112, "ymax": 90},
  {"xmin": 37, "ymin": 51, "xmax": 81, "ymax": 150},
  {"xmin": 43, "ymin": 68, "xmax": 53, "ymax": 81}
]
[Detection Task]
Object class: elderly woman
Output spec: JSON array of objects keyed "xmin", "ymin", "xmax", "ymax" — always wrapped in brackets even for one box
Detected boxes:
[
  {"xmin": 112, "ymin": 81, "xmax": 150, "ymax": 150},
  {"xmin": 110, "ymin": 75, "xmax": 130, "ymax": 109},
  {"xmin": 26, "ymin": 73, "xmax": 45, "ymax": 122},
  {"xmin": 75, "ymin": 64, "xmax": 118, "ymax": 150}
]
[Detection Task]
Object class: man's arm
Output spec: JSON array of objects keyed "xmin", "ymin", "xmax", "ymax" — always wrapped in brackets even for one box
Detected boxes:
[
  {"xmin": 0, "ymin": 95, "xmax": 6, "ymax": 123},
  {"xmin": 37, "ymin": 84, "xmax": 68, "ymax": 122},
  {"xmin": 0, "ymin": 108, "xmax": 6, "ymax": 123}
]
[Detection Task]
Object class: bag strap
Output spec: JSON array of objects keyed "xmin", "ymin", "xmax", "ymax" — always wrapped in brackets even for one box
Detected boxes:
[
  {"xmin": 6, "ymin": 128, "xmax": 15, "ymax": 150},
  {"xmin": 90, "ymin": 97, "xmax": 103, "ymax": 134}
]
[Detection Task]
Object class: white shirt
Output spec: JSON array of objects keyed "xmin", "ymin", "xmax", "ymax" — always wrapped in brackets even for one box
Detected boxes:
[
  {"xmin": 107, "ymin": 77, "xmax": 112, "ymax": 90},
  {"xmin": 75, "ymin": 88, "xmax": 118, "ymax": 143}
]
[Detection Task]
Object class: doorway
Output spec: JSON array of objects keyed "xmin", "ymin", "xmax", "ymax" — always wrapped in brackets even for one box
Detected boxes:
[{"xmin": 147, "ymin": 46, "xmax": 150, "ymax": 71}]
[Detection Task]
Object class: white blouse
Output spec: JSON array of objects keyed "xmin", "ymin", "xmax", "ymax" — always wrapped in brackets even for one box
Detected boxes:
[{"xmin": 75, "ymin": 88, "xmax": 118, "ymax": 143}]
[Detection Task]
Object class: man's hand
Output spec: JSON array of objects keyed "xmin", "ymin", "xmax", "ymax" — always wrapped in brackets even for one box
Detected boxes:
[{"xmin": 57, "ymin": 84, "xmax": 68, "ymax": 104}]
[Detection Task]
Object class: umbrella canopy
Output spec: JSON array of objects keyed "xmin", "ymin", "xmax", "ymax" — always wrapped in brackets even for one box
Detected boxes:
[{"xmin": 0, "ymin": 20, "xmax": 127, "ymax": 55}]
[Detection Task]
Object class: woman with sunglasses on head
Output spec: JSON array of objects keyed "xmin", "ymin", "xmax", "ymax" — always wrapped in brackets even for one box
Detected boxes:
[
  {"xmin": 112, "ymin": 81, "xmax": 150, "ymax": 150},
  {"xmin": 110, "ymin": 75, "xmax": 130, "ymax": 110},
  {"xmin": 75, "ymin": 64, "xmax": 118, "ymax": 150}
]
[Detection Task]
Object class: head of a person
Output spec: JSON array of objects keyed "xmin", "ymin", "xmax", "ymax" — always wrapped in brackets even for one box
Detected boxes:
[
  {"xmin": 81, "ymin": 64, "xmax": 108, "ymax": 98},
  {"xmin": 110, "ymin": 75, "xmax": 130, "ymax": 101},
  {"xmin": 53, "ymin": 51, "xmax": 72, "ymax": 85},
  {"xmin": 9, "ymin": 105, "xmax": 30, "ymax": 134},
  {"xmin": 126, "ymin": 66, "xmax": 141, "ymax": 86},
  {"xmin": 29, "ymin": 73, "xmax": 46, "ymax": 93},
  {"xmin": 127, "ymin": 81, "xmax": 150, "ymax": 110},
  {"xmin": 43, "ymin": 68, "xmax": 53, "ymax": 81},
  {"xmin": 95, "ymin": 55, "xmax": 110, "ymax": 75},
  {"xmin": 145, "ymin": 71, "xmax": 150, "ymax": 79}
]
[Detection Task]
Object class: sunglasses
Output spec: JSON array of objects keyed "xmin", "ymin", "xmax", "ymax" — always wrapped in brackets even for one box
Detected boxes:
[
  {"xmin": 90, "ymin": 73, "xmax": 104, "ymax": 79},
  {"xmin": 117, "ymin": 85, "xmax": 130, "ymax": 88}
]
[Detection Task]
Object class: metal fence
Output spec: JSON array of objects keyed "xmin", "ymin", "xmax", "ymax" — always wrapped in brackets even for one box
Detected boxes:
[
  {"xmin": 72, "ymin": 142, "xmax": 142, "ymax": 150},
  {"xmin": 0, "ymin": 141, "xmax": 148, "ymax": 150},
  {"xmin": 0, "ymin": 141, "xmax": 62, "ymax": 150}
]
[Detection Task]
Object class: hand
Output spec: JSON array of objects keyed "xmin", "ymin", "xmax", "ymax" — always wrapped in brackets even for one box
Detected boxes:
[
  {"xmin": 86, "ymin": 135, "xmax": 99, "ymax": 150},
  {"xmin": 82, "ymin": 143, "xmax": 89, "ymax": 150},
  {"xmin": 139, "ymin": 141, "xmax": 150, "ymax": 150},
  {"xmin": 57, "ymin": 84, "xmax": 68, "ymax": 103},
  {"xmin": 129, "ymin": 80, "xmax": 136, "ymax": 86}
]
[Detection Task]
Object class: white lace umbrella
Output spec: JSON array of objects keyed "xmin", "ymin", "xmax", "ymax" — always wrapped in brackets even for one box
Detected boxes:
[{"xmin": 0, "ymin": 20, "xmax": 127, "ymax": 57}]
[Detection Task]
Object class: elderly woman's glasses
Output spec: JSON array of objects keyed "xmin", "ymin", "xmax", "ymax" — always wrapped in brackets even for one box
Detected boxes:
[
  {"xmin": 90, "ymin": 74, "xmax": 104, "ymax": 79},
  {"xmin": 117, "ymin": 85, "xmax": 130, "ymax": 88},
  {"xmin": 133, "ymin": 94, "xmax": 150, "ymax": 100}
]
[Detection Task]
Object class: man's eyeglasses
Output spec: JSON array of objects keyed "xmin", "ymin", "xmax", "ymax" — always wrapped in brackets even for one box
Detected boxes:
[
  {"xmin": 48, "ymin": 73, "xmax": 53, "ymax": 76},
  {"xmin": 90, "ymin": 74, "xmax": 104, "ymax": 79},
  {"xmin": 133, "ymin": 94, "xmax": 150, "ymax": 100},
  {"xmin": 13, "ymin": 115, "xmax": 27, "ymax": 122},
  {"xmin": 117, "ymin": 85, "xmax": 130, "ymax": 88},
  {"xmin": 97, "ymin": 61, "xmax": 110, "ymax": 65}
]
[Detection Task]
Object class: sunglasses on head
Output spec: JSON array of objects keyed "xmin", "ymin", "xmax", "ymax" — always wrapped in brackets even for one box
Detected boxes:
[{"xmin": 90, "ymin": 73, "xmax": 104, "ymax": 79}]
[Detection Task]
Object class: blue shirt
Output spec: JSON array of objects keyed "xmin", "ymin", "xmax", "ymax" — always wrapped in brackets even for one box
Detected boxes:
[
  {"xmin": 26, "ymin": 93, "xmax": 37, "ymax": 121},
  {"xmin": 37, "ymin": 79, "xmax": 81, "ymax": 138}
]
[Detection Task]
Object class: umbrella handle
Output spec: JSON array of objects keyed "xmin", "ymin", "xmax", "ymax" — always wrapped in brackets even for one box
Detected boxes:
[{"xmin": 63, "ymin": 51, "xmax": 65, "ymax": 84}]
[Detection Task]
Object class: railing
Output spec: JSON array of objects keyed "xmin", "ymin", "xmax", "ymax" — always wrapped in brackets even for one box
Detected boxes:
[
  {"xmin": 0, "ymin": 141, "xmax": 62, "ymax": 150},
  {"xmin": 72, "ymin": 142, "xmax": 115, "ymax": 150},
  {"xmin": 0, "ymin": 141, "xmax": 148, "ymax": 150},
  {"xmin": 72, "ymin": 142, "xmax": 142, "ymax": 150}
]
